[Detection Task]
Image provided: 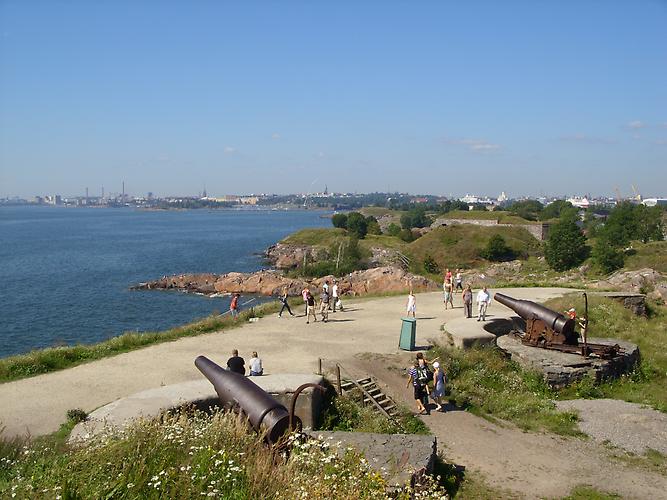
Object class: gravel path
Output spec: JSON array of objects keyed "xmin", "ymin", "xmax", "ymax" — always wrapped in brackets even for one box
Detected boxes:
[{"xmin": 556, "ymin": 399, "xmax": 667, "ymax": 455}]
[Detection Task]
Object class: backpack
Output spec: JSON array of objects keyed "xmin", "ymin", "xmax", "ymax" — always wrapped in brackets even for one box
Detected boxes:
[{"xmin": 416, "ymin": 366, "xmax": 431, "ymax": 386}]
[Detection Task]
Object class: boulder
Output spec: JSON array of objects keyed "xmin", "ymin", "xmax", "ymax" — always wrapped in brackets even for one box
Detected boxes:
[{"xmin": 265, "ymin": 243, "xmax": 323, "ymax": 269}]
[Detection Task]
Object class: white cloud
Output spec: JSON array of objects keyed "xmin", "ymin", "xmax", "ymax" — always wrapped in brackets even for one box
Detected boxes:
[
  {"xmin": 271, "ymin": 133, "xmax": 281, "ymax": 140},
  {"xmin": 654, "ymin": 139, "xmax": 667, "ymax": 145},
  {"xmin": 560, "ymin": 134, "xmax": 617, "ymax": 145},
  {"xmin": 224, "ymin": 146, "xmax": 237, "ymax": 154},
  {"xmin": 442, "ymin": 137, "xmax": 501, "ymax": 152},
  {"xmin": 626, "ymin": 120, "xmax": 646, "ymax": 130},
  {"xmin": 317, "ymin": 151, "xmax": 325, "ymax": 158}
]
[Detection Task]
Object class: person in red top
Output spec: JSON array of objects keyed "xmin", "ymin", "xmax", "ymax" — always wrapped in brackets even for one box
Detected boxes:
[
  {"xmin": 565, "ymin": 308, "xmax": 576, "ymax": 320},
  {"xmin": 230, "ymin": 293, "xmax": 240, "ymax": 320},
  {"xmin": 444, "ymin": 268, "xmax": 452, "ymax": 283}
]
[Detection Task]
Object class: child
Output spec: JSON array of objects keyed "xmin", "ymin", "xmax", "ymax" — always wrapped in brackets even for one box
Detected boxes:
[{"xmin": 406, "ymin": 290, "xmax": 416, "ymax": 318}]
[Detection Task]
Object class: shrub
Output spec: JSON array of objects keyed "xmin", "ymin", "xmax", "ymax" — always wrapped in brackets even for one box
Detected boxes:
[
  {"xmin": 481, "ymin": 234, "xmax": 516, "ymax": 262},
  {"xmin": 423, "ymin": 254, "xmax": 441, "ymax": 274},
  {"xmin": 66, "ymin": 408, "xmax": 88, "ymax": 423},
  {"xmin": 386, "ymin": 223, "xmax": 401, "ymax": 237},
  {"xmin": 399, "ymin": 229, "xmax": 415, "ymax": 242},
  {"xmin": 592, "ymin": 237, "xmax": 625, "ymax": 274},
  {"xmin": 331, "ymin": 213, "xmax": 348, "ymax": 229},
  {"xmin": 365, "ymin": 216, "xmax": 382, "ymax": 235}
]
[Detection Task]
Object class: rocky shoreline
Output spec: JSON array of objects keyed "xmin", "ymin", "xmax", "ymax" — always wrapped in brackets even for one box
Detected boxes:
[{"xmin": 132, "ymin": 266, "xmax": 439, "ymax": 297}]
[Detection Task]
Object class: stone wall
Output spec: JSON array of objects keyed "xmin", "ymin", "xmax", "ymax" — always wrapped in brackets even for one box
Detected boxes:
[{"xmin": 431, "ymin": 218, "xmax": 550, "ymax": 241}]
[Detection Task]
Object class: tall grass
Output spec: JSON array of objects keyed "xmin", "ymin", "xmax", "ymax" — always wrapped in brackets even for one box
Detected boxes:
[
  {"xmin": 545, "ymin": 295, "xmax": 667, "ymax": 412},
  {"xmin": 0, "ymin": 410, "xmax": 448, "ymax": 499},
  {"xmin": 0, "ymin": 302, "xmax": 280, "ymax": 384},
  {"xmin": 432, "ymin": 344, "xmax": 581, "ymax": 435}
]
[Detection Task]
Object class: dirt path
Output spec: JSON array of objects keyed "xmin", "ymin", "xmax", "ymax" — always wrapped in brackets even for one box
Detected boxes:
[
  {"xmin": 354, "ymin": 354, "xmax": 667, "ymax": 499},
  {"xmin": 2, "ymin": 286, "xmax": 664, "ymax": 498}
]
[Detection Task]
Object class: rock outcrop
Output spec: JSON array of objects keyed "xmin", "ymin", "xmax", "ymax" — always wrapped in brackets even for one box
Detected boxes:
[
  {"xmin": 133, "ymin": 267, "xmax": 438, "ymax": 297},
  {"xmin": 265, "ymin": 243, "xmax": 323, "ymax": 269}
]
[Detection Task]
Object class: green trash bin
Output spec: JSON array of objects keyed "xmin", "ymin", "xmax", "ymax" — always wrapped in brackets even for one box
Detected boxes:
[{"xmin": 399, "ymin": 317, "xmax": 416, "ymax": 351}]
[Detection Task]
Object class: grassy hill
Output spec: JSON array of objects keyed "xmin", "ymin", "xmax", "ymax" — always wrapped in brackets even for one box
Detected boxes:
[
  {"xmin": 624, "ymin": 241, "xmax": 667, "ymax": 274},
  {"xmin": 437, "ymin": 210, "xmax": 543, "ymax": 225},
  {"xmin": 408, "ymin": 225, "xmax": 542, "ymax": 270},
  {"xmin": 281, "ymin": 227, "xmax": 347, "ymax": 246}
]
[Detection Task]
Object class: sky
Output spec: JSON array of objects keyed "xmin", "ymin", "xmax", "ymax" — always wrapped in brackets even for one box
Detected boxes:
[{"xmin": 1, "ymin": 1, "xmax": 666, "ymax": 199}]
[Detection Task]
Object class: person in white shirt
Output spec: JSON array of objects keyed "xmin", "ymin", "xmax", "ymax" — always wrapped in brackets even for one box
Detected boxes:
[
  {"xmin": 332, "ymin": 281, "xmax": 340, "ymax": 312},
  {"xmin": 476, "ymin": 287, "xmax": 491, "ymax": 321},
  {"xmin": 248, "ymin": 351, "xmax": 263, "ymax": 376},
  {"xmin": 406, "ymin": 290, "xmax": 416, "ymax": 318}
]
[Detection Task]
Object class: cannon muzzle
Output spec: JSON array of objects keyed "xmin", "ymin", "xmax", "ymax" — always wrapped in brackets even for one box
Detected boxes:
[
  {"xmin": 195, "ymin": 355, "xmax": 297, "ymax": 444},
  {"xmin": 495, "ymin": 293, "xmax": 575, "ymax": 337}
]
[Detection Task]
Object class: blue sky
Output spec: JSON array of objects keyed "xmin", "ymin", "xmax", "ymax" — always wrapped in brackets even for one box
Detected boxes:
[{"xmin": 1, "ymin": 1, "xmax": 665, "ymax": 198}]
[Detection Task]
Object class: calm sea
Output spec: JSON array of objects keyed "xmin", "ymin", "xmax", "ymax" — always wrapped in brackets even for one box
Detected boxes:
[{"xmin": 0, "ymin": 206, "xmax": 329, "ymax": 358}]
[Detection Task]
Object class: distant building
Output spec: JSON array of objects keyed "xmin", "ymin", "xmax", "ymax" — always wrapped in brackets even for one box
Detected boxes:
[
  {"xmin": 567, "ymin": 196, "xmax": 590, "ymax": 209},
  {"xmin": 642, "ymin": 198, "xmax": 667, "ymax": 208}
]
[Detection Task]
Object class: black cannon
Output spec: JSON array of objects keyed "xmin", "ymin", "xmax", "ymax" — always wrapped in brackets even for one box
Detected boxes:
[
  {"xmin": 195, "ymin": 355, "xmax": 300, "ymax": 444},
  {"xmin": 495, "ymin": 293, "xmax": 619, "ymax": 358}
]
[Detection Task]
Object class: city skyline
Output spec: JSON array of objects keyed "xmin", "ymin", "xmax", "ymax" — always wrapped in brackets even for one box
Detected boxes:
[{"xmin": 1, "ymin": 1, "xmax": 666, "ymax": 198}]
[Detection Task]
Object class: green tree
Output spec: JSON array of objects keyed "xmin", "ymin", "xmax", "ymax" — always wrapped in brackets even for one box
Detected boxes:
[
  {"xmin": 365, "ymin": 216, "xmax": 382, "ymax": 235},
  {"xmin": 603, "ymin": 202, "xmax": 636, "ymax": 247},
  {"xmin": 399, "ymin": 229, "xmax": 414, "ymax": 242},
  {"xmin": 635, "ymin": 205, "xmax": 664, "ymax": 243},
  {"xmin": 481, "ymin": 234, "xmax": 516, "ymax": 262},
  {"xmin": 346, "ymin": 212, "xmax": 368, "ymax": 239},
  {"xmin": 544, "ymin": 215, "xmax": 588, "ymax": 271},
  {"xmin": 592, "ymin": 237, "xmax": 625, "ymax": 274},
  {"xmin": 386, "ymin": 223, "xmax": 401, "ymax": 237},
  {"xmin": 400, "ymin": 206, "xmax": 431, "ymax": 229},
  {"xmin": 540, "ymin": 200, "xmax": 574, "ymax": 221},
  {"xmin": 508, "ymin": 200, "xmax": 544, "ymax": 221},
  {"xmin": 332, "ymin": 213, "xmax": 348, "ymax": 229}
]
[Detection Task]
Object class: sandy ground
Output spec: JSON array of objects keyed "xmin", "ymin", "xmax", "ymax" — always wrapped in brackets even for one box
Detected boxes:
[{"xmin": 2, "ymin": 286, "xmax": 665, "ymax": 498}]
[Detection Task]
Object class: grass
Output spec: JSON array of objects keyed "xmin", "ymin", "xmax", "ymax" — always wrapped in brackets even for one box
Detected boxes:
[
  {"xmin": 623, "ymin": 240, "xmax": 667, "ymax": 273},
  {"xmin": 407, "ymin": 225, "xmax": 543, "ymax": 271},
  {"xmin": 0, "ymin": 302, "xmax": 281, "ymax": 384},
  {"xmin": 544, "ymin": 295, "xmax": 667, "ymax": 413},
  {"xmin": 0, "ymin": 410, "xmax": 450, "ymax": 499},
  {"xmin": 437, "ymin": 210, "xmax": 541, "ymax": 225},
  {"xmin": 281, "ymin": 227, "xmax": 347, "ymax": 246},
  {"xmin": 431, "ymin": 344, "xmax": 581, "ymax": 436},
  {"xmin": 562, "ymin": 485, "xmax": 622, "ymax": 499},
  {"xmin": 434, "ymin": 345, "xmax": 573, "ymax": 432},
  {"xmin": 318, "ymin": 391, "xmax": 430, "ymax": 435}
]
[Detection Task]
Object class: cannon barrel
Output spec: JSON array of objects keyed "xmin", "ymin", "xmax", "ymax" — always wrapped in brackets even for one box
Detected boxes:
[
  {"xmin": 195, "ymin": 355, "xmax": 296, "ymax": 444},
  {"xmin": 494, "ymin": 293, "xmax": 575, "ymax": 336}
]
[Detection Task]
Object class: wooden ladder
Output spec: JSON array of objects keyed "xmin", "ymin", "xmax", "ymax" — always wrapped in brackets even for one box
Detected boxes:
[{"xmin": 340, "ymin": 376, "xmax": 400, "ymax": 418}]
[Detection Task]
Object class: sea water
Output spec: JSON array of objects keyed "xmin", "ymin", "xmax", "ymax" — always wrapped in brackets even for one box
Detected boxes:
[{"xmin": 0, "ymin": 206, "xmax": 329, "ymax": 357}]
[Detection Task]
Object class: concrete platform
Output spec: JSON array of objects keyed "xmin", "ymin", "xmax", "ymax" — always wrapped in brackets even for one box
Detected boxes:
[
  {"xmin": 497, "ymin": 335, "xmax": 639, "ymax": 388},
  {"xmin": 70, "ymin": 373, "xmax": 325, "ymax": 443},
  {"xmin": 440, "ymin": 316, "xmax": 497, "ymax": 349},
  {"xmin": 307, "ymin": 431, "xmax": 437, "ymax": 487}
]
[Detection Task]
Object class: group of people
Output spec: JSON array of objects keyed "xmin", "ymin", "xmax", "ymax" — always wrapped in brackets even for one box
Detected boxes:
[
  {"xmin": 443, "ymin": 268, "xmax": 493, "ymax": 321},
  {"xmin": 406, "ymin": 352, "xmax": 447, "ymax": 415},
  {"xmin": 226, "ymin": 349, "xmax": 263, "ymax": 376},
  {"xmin": 300, "ymin": 280, "xmax": 342, "ymax": 324}
]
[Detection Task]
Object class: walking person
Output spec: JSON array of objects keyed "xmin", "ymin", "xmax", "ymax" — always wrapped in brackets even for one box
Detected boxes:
[
  {"xmin": 305, "ymin": 291, "xmax": 317, "ymax": 324},
  {"xmin": 455, "ymin": 269, "xmax": 463, "ymax": 293},
  {"xmin": 323, "ymin": 281, "xmax": 331, "ymax": 310},
  {"xmin": 443, "ymin": 279, "xmax": 454, "ymax": 310},
  {"xmin": 229, "ymin": 293, "xmax": 240, "ymax": 320},
  {"xmin": 319, "ymin": 288, "xmax": 330, "ymax": 322},
  {"xmin": 332, "ymin": 280, "xmax": 340, "ymax": 312},
  {"xmin": 432, "ymin": 362, "xmax": 446, "ymax": 412},
  {"xmin": 406, "ymin": 360, "xmax": 429, "ymax": 415},
  {"xmin": 278, "ymin": 288, "xmax": 295, "ymax": 317},
  {"xmin": 406, "ymin": 289, "xmax": 416, "ymax": 318},
  {"xmin": 462, "ymin": 284, "xmax": 473, "ymax": 318},
  {"xmin": 301, "ymin": 286, "xmax": 310, "ymax": 317},
  {"xmin": 248, "ymin": 351, "xmax": 263, "ymax": 376},
  {"xmin": 476, "ymin": 286, "xmax": 491, "ymax": 321}
]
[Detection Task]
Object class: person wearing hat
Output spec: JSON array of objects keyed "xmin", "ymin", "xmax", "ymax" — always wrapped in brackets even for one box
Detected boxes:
[
  {"xmin": 565, "ymin": 308, "xmax": 576, "ymax": 320},
  {"xmin": 431, "ymin": 361, "xmax": 446, "ymax": 412}
]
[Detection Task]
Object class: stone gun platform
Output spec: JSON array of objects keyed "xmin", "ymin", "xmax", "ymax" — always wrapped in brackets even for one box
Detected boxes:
[
  {"xmin": 70, "ymin": 373, "xmax": 325, "ymax": 443},
  {"xmin": 497, "ymin": 335, "xmax": 639, "ymax": 388}
]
